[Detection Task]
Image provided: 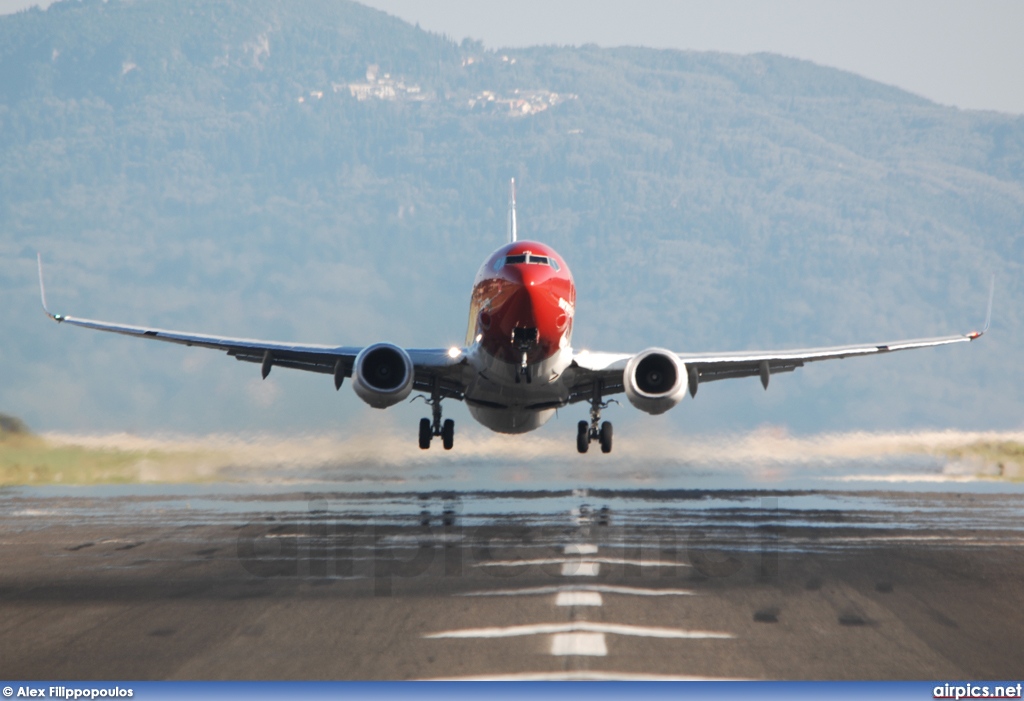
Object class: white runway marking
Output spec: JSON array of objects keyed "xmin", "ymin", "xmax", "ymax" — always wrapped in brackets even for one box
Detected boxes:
[
  {"xmin": 458, "ymin": 584, "xmax": 695, "ymax": 597},
  {"xmin": 561, "ymin": 561, "xmax": 600, "ymax": 576},
  {"xmin": 564, "ymin": 543, "xmax": 598, "ymax": 555},
  {"xmin": 424, "ymin": 622, "xmax": 734, "ymax": 640},
  {"xmin": 550, "ymin": 632, "xmax": 607, "ymax": 656},
  {"xmin": 424, "ymin": 672, "xmax": 746, "ymax": 681},
  {"xmin": 555, "ymin": 591, "xmax": 602, "ymax": 606},
  {"xmin": 431, "ymin": 531, "xmax": 723, "ymax": 675},
  {"xmin": 476, "ymin": 557, "xmax": 687, "ymax": 568}
]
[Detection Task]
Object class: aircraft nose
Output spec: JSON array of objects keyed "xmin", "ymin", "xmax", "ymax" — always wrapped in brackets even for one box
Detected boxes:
[
  {"xmin": 499, "ymin": 263, "xmax": 557, "ymax": 327},
  {"xmin": 503, "ymin": 261, "xmax": 553, "ymax": 290}
]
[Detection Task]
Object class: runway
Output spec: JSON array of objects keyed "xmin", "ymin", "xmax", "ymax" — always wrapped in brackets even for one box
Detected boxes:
[{"xmin": 2, "ymin": 449, "xmax": 1024, "ymax": 680}]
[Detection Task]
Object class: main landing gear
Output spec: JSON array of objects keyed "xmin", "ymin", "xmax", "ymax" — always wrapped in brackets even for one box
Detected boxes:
[
  {"xmin": 416, "ymin": 386, "xmax": 454, "ymax": 450},
  {"xmin": 577, "ymin": 380, "xmax": 614, "ymax": 454}
]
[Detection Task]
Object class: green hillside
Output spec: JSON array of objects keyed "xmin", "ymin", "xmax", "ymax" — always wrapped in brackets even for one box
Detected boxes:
[{"xmin": 1, "ymin": 0, "xmax": 1021, "ymax": 437}]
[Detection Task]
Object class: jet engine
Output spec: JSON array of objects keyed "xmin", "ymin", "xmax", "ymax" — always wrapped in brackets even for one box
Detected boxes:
[
  {"xmin": 623, "ymin": 348, "xmax": 687, "ymax": 415},
  {"xmin": 352, "ymin": 343, "xmax": 415, "ymax": 409}
]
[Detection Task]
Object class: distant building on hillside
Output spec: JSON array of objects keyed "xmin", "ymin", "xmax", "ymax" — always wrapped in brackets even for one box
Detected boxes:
[
  {"xmin": 467, "ymin": 88, "xmax": 577, "ymax": 116},
  {"xmin": 344, "ymin": 65, "xmax": 427, "ymax": 102}
]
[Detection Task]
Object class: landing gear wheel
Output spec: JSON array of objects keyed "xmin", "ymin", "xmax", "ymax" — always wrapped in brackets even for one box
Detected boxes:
[
  {"xmin": 418, "ymin": 418, "xmax": 432, "ymax": 450},
  {"xmin": 441, "ymin": 419, "xmax": 455, "ymax": 450},
  {"xmin": 576, "ymin": 420, "xmax": 589, "ymax": 454},
  {"xmin": 599, "ymin": 421, "xmax": 613, "ymax": 454}
]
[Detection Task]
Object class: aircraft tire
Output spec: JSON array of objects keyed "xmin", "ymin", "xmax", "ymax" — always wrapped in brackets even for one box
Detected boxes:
[
  {"xmin": 418, "ymin": 418, "xmax": 432, "ymax": 449},
  {"xmin": 600, "ymin": 421, "xmax": 613, "ymax": 454},
  {"xmin": 441, "ymin": 419, "xmax": 455, "ymax": 450},
  {"xmin": 577, "ymin": 421, "xmax": 589, "ymax": 454}
]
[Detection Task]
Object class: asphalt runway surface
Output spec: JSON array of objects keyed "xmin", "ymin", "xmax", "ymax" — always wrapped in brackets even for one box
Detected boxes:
[{"xmin": 3, "ymin": 452, "xmax": 1024, "ymax": 680}]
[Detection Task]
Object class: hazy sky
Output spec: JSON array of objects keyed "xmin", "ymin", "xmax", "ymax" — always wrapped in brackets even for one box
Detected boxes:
[{"xmin": 3, "ymin": 0, "xmax": 1022, "ymax": 114}]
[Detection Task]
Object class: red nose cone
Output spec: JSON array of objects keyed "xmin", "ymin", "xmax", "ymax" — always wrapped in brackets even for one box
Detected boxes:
[
  {"xmin": 500, "ymin": 265, "xmax": 556, "ymax": 326},
  {"xmin": 469, "ymin": 241, "xmax": 576, "ymax": 366},
  {"xmin": 500, "ymin": 258, "xmax": 557, "ymax": 291},
  {"xmin": 479, "ymin": 265, "xmax": 565, "ymax": 364}
]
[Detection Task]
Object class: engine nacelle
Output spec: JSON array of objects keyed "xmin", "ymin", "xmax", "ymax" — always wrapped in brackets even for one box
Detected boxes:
[
  {"xmin": 624, "ymin": 348, "xmax": 687, "ymax": 415},
  {"xmin": 352, "ymin": 343, "xmax": 415, "ymax": 409}
]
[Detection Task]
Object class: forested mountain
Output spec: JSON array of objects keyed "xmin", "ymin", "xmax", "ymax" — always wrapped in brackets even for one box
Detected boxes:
[{"xmin": 2, "ymin": 0, "xmax": 1022, "ymax": 436}]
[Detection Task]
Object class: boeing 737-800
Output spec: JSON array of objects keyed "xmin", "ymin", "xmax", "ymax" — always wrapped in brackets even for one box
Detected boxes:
[{"xmin": 38, "ymin": 181, "xmax": 991, "ymax": 453}]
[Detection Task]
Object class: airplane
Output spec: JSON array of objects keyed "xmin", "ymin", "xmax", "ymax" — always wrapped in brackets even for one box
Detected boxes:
[{"xmin": 37, "ymin": 180, "xmax": 992, "ymax": 454}]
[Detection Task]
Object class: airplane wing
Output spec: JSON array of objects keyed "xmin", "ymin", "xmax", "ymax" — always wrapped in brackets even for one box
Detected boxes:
[
  {"xmin": 36, "ymin": 255, "xmax": 467, "ymax": 398},
  {"xmin": 568, "ymin": 283, "xmax": 992, "ymax": 402}
]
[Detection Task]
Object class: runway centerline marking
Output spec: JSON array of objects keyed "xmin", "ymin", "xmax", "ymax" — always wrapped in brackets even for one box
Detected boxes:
[
  {"xmin": 561, "ymin": 561, "xmax": 599, "ymax": 576},
  {"xmin": 550, "ymin": 632, "xmax": 606, "ymax": 655},
  {"xmin": 564, "ymin": 543, "xmax": 598, "ymax": 555},
  {"xmin": 555, "ymin": 591, "xmax": 602, "ymax": 606},
  {"xmin": 424, "ymin": 622, "xmax": 734, "ymax": 640},
  {"xmin": 458, "ymin": 584, "xmax": 695, "ymax": 597}
]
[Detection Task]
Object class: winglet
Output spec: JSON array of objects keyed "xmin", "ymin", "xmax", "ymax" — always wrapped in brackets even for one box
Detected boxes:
[
  {"xmin": 968, "ymin": 275, "xmax": 994, "ymax": 340},
  {"xmin": 507, "ymin": 178, "xmax": 517, "ymax": 243},
  {"xmin": 36, "ymin": 253, "xmax": 63, "ymax": 322}
]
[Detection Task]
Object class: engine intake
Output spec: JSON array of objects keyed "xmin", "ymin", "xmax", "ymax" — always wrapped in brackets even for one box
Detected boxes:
[
  {"xmin": 624, "ymin": 348, "xmax": 687, "ymax": 415},
  {"xmin": 352, "ymin": 343, "xmax": 415, "ymax": 409}
]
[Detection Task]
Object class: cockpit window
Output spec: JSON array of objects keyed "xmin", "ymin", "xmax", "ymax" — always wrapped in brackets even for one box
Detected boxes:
[{"xmin": 500, "ymin": 252, "xmax": 560, "ymax": 270}]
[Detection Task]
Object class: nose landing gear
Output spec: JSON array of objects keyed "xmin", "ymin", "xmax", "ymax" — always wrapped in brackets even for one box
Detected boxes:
[
  {"xmin": 512, "ymin": 327, "xmax": 538, "ymax": 384},
  {"xmin": 515, "ymin": 351, "xmax": 532, "ymax": 384},
  {"xmin": 577, "ymin": 380, "xmax": 615, "ymax": 454}
]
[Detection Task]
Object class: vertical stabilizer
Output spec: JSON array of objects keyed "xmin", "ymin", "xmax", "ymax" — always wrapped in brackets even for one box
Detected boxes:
[{"xmin": 507, "ymin": 178, "xmax": 517, "ymax": 243}]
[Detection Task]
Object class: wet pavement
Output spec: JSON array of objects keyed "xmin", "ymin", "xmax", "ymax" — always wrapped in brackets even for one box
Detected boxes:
[{"xmin": 2, "ymin": 452, "xmax": 1024, "ymax": 680}]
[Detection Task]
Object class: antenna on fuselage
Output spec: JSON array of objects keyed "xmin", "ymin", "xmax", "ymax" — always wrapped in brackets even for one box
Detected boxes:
[{"xmin": 507, "ymin": 178, "xmax": 517, "ymax": 243}]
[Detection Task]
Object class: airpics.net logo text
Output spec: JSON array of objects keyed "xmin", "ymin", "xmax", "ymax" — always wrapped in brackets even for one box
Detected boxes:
[{"xmin": 934, "ymin": 683, "xmax": 1023, "ymax": 699}]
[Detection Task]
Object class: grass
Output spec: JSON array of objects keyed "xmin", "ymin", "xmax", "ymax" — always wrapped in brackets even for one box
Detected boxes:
[
  {"xmin": 3, "ymin": 411, "xmax": 1023, "ymax": 485},
  {"xmin": 0, "ymin": 434, "xmax": 215, "ymax": 486},
  {"xmin": 943, "ymin": 441, "xmax": 1024, "ymax": 480},
  {"xmin": 4, "ymin": 435, "xmax": 133, "ymax": 485},
  {"xmin": 0, "ymin": 413, "xmax": 218, "ymax": 486}
]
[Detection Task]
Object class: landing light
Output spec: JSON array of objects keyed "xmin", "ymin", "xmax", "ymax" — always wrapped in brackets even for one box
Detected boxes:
[{"xmin": 448, "ymin": 347, "xmax": 462, "ymax": 359}]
